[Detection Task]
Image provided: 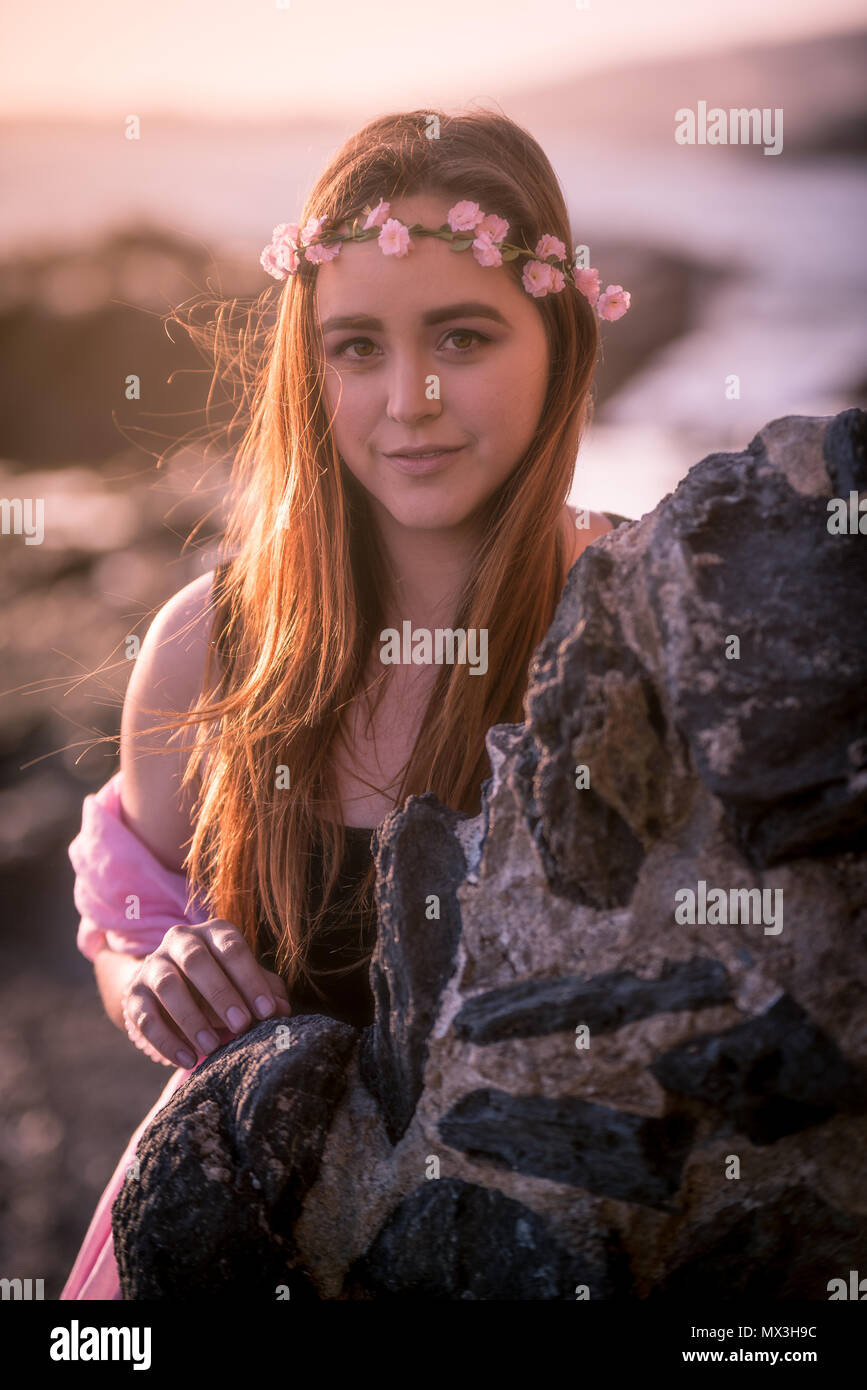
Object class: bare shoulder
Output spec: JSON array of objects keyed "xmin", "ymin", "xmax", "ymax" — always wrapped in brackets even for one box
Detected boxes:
[
  {"xmin": 563, "ymin": 506, "xmax": 614, "ymax": 567},
  {"xmin": 119, "ymin": 568, "xmax": 220, "ymax": 874}
]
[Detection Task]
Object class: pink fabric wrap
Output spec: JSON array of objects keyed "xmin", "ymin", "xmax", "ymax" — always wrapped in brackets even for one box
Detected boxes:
[
  {"xmin": 70, "ymin": 769, "xmax": 211, "ymax": 960},
  {"xmin": 61, "ymin": 768, "xmax": 222, "ymax": 1301}
]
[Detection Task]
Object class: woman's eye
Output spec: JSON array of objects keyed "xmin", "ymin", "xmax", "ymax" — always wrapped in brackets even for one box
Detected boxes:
[
  {"xmin": 443, "ymin": 329, "xmax": 487, "ymax": 352},
  {"xmin": 335, "ymin": 338, "xmax": 377, "ymax": 360}
]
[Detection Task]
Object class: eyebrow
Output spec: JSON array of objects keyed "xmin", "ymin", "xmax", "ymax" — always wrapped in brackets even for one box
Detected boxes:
[{"xmin": 319, "ymin": 300, "xmax": 511, "ymax": 335}]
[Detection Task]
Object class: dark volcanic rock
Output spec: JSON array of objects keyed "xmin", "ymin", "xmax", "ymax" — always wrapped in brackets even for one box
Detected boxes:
[
  {"xmin": 345, "ymin": 1178, "xmax": 627, "ymax": 1299},
  {"xmin": 650, "ymin": 993, "xmax": 867, "ymax": 1144},
  {"xmin": 647, "ymin": 409, "xmax": 867, "ymax": 868},
  {"xmin": 359, "ymin": 795, "xmax": 467, "ymax": 1144},
  {"xmin": 648, "ymin": 1185, "xmax": 867, "ymax": 1300},
  {"xmin": 438, "ymin": 1089, "xmax": 695, "ymax": 1209},
  {"xmin": 112, "ymin": 1016, "xmax": 357, "ymax": 1299},
  {"xmin": 452, "ymin": 958, "xmax": 731, "ymax": 1042},
  {"xmin": 520, "ymin": 592, "xmax": 655, "ymax": 908}
]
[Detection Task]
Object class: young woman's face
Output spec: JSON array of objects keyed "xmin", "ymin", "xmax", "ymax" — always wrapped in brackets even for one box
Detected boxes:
[{"xmin": 315, "ymin": 192, "xmax": 550, "ymax": 536}]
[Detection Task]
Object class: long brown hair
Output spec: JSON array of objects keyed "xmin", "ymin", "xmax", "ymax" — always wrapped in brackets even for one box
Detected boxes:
[{"xmin": 137, "ymin": 106, "xmax": 599, "ymax": 998}]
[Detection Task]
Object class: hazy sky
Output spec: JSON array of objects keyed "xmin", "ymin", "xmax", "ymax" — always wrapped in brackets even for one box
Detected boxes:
[{"xmin": 3, "ymin": 0, "xmax": 864, "ymax": 120}]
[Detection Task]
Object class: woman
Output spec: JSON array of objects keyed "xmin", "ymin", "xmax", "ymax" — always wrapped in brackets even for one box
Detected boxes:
[{"xmin": 61, "ymin": 106, "xmax": 630, "ymax": 1298}]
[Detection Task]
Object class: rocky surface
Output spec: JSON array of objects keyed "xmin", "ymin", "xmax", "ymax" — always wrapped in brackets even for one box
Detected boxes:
[{"xmin": 112, "ymin": 408, "xmax": 867, "ymax": 1299}]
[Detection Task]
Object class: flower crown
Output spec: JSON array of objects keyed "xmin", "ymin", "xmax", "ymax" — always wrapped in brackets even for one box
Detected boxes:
[{"xmin": 260, "ymin": 198, "xmax": 631, "ymax": 321}]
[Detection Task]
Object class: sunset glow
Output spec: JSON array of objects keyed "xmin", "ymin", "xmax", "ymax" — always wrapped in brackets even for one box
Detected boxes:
[{"xmin": 2, "ymin": 0, "xmax": 865, "ymax": 120}]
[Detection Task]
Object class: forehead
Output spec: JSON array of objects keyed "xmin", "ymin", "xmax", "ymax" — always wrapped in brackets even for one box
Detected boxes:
[{"xmin": 314, "ymin": 196, "xmax": 528, "ymax": 323}]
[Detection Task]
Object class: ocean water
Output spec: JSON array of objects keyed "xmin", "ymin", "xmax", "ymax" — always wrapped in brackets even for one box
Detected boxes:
[{"xmin": 549, "ymin": 145, "xmax": 866, "ymax": 518}]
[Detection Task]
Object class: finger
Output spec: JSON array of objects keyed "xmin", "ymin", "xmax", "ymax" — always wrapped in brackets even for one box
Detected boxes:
[
  {"xmin": 263, "ymin": 969, "xmax": 292, "ymax": 1015},
  {"xmin": 185, "ymin": 972, "xmax": 288, "ymax": 1038},
  {"xmin": 162, "ymin": 924, "xmax": 258, "ymax": 1038},
  {"xmin": 141, "ymin": 957, "xmax": 223, "ymax": 1058},
  {"xmin": 184, "ymin": 983, "xmax": 225, "ymax": 1032},
  {"xmin": 125, "ymin": 979, "xmax": 200, "ymax": 1070},
  {"xmin": 203, "ymin": 922, "xmax": 286, "ymax": 1027}
]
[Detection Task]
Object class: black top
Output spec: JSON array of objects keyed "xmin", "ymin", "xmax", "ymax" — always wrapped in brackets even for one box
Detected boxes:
[{"xmin": 277, "ymin": 823, "xmax": 379, "ymax": 1030}]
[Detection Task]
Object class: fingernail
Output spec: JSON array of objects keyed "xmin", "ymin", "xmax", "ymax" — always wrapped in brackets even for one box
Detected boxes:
[
  {"xmin": 176, "ymin": 1048, "xmax": 197, "ymax": 1068},
  {"xmin": 227, "ymin": 1006, "xmax": 248, "ymax": 1031},
  {"xmin": 196, "ymin": 1029, "xmax": 219, "ymax": 1053},
  {"xmin": 254, "ymin": 994, "xmax": 273, "ymax": 1018}
]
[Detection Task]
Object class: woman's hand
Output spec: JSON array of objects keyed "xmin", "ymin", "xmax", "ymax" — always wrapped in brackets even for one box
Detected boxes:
[{"xmin": 123, "ymin": 919, "xmax": 292, "ymax": 1069}]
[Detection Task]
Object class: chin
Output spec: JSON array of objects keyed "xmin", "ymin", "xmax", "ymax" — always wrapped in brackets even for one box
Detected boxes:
[{"xmin": 387, "ymin": 506, "xmax": 471, "ymax": 532}]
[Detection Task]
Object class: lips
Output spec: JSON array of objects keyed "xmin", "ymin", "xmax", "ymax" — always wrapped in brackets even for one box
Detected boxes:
[
  {"xmin": 383, "ymin": 444, "xmax": 465, "ymax": 476},
  {"xmin": 384, "ymin": 445, "xmax": 464, "ymax": 457}
]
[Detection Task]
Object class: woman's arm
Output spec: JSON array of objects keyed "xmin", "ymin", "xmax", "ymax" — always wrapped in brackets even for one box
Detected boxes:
[
  {"xmin": 95, "ymin": 569, "xmax": 290, "ymax": 1063},
  {"xmin": 94, "ymin": 947, "xmax": 148, "ymax": 1031},
  {"xmin": 89, "ymin": 572, "xmax": 216, "ymax": 1031},
  {"xmin": 118, "ymin": 569, "xmax": 220, "ymax": 876}
]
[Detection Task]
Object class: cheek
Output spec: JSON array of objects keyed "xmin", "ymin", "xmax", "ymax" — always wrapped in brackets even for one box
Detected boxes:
[
  {"xmin": 324, "ymin": 370, "xmax": 368, "ymax": 437},
  {"xmin": 472, "ymin": 345, "xmax": 548, "ymax": 434}
]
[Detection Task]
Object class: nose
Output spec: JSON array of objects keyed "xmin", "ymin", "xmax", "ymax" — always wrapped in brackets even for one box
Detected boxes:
[{"xmin": 385, "ymin": 348, "xmax": 442, "ymax": 426}]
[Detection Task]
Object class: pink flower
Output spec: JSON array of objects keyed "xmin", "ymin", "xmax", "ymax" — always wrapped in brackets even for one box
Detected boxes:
[
  {"xmin": 299, "ymin": 216, "xmax": 327, "ymax": 246},
  {"xmin": 260, "ymin": 243, "xmax": 289, "ymax": 279},
  {"xmin": 476, "ymin": 213, "xmax": 509, "ymax": 242},
  {"xmin": 274, "ymin": 243, "xmax": 300, "ymax": 274},
  {"xmin": 304, "ymin": 241, "xmax": 341, "ymax": 264},
  {"xmin": 447, "ymin": 201, "xmax": 484, "ymax": 233},
  {"xmin": 363, "ymin": 199, "xmax": 390, "ymax": 230},
  {"xmin": 260, "ymin": 223, "xmax": 302, "ymax": 276},
  {"xmin": 378, "ymin": 219, "xmax": 412, "ymax": 257},
  {"xmin": 267, "ymin": 228, "xmax": 300, "ymax": 272},
  {"xmin": 522, "ymin": 260, "xmax": 557, "ymax": 297},
  {"xmin": 574, "ymin": 268, "xmax": 600, "ymax": 306},
  {"xmin": 472, "ymin": 230, "xmax": 503, "ymax": 267},
  {"xmin": 597, "ymin": 285, "xmax": 631, "ymax": 321},
  {"xmin": 534, "ymin": 234, "xmax": 567, "ymax": 263},
  {"xmin": 271, "ymin": 222, "xmax": 300, "ymax": 246},
  {"xmin": 548, "ymin": 267, "xmax": 566, "ymax": 293}
]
